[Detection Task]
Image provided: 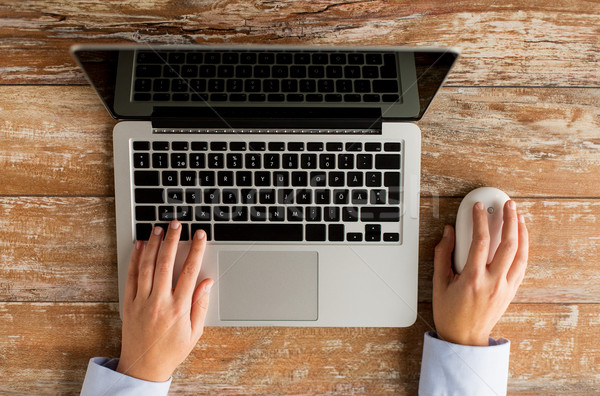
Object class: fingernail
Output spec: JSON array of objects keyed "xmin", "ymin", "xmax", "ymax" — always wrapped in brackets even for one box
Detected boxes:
[
  {"xmin": 153, "ymin": 226, "xmax": 163, "ymax": 236},
  {"xmin": 443, "ymin": 225, "xmax": 450, "ymax": 237},
  {"xmin": 508, "ymin": 200, "xmax": 516, "ymax": 210},
  {"xmin": 518, "ymin": 214, "xmax": 525, "ymax": 223},
  {"xmin": 195, "ymin": 229, "xmax": 206, "ymax": 240},
  {"xmin": 475, "ymin": 202, "xmax": 484, "ymax": 210},
  {"xmin": 170, "ymin": 221, "xmax": 180, "ymax": 229},
  {"xmin": 204, "ymin": 280, "xmax": 214, "ymax": 292},
  {"xmin": 135, "ymin": 240, "xmax": 142, "ymax": 250}
]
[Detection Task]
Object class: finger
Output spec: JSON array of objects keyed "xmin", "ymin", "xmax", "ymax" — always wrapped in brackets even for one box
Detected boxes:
[
  {"xmin": 174, "ymin": 228, "xmax": 207, "ymax": 300},
  {"xmin": 507, "ymin": 215, "xmax": 529, "ymax": 287},
  {"xmin": 137, "ymin": 226, "xmax": 164, "ymax": 298},
  {"xmin": 464, "ymin": 202, "xmax": 490, "ymax": 276},
  {"xmin": 490, "ymin": 200, "xmax": 519, "ymax": 277},
  {"xmin": 433, "ymin": 225, "xmax": 455, "ymax": 288},
  {"xmin": 190, "ymin": 278, "xmax": 214, "ymax": 340},
  {"xmin": 152, "ymin": 220, "xmax": 182, "ymax": 296},
  {"xmin": 124, "ymin": 241, "xmax": 144, "ymax": 302}
]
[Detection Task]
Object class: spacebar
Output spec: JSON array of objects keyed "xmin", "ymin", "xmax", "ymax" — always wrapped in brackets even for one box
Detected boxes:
[{"xmin": 214, "ymin": 224, "xmax": 303, "ymax": 241}]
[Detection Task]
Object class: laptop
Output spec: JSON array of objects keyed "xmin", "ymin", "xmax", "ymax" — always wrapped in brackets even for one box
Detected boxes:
[{"xmin": 72, "ymin": 44, "xmax": 458, "ymax": 327}]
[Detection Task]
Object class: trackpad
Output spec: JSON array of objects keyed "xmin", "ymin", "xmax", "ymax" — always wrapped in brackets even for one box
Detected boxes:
[{"xmin": 218, "ymin": 251, "xmax": 318, "ymax": 321}]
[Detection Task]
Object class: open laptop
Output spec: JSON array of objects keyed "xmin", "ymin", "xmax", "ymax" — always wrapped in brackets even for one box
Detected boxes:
[{"xmin": 72, "ymin": 45, "xmax": 457, "ymax": 327}]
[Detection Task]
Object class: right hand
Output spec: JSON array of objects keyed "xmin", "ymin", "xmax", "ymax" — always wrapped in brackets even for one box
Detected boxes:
[{"xmin": 432, "ymin": 200, "xmax": 529, "ymax": 346}]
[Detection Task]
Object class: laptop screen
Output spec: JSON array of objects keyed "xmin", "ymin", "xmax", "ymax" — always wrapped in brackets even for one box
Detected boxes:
[{"xmin": 72, "ymin": 45, "xmax": 458, "ymax": 122}]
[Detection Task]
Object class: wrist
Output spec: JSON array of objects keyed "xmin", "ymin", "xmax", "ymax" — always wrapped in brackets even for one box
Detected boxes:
[
  {"xmin": 116, "ymin": 358, "xmax": 173, "ymax": 383},
  {"xmin": 436, "ymin": 330, "xmax": 490, "ymax": 347}
]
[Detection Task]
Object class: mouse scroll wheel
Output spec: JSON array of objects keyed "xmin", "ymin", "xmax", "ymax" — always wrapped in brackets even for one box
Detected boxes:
[{"xmin": 487, "ymin": 207, "xmax": 495, "ymax": 214}]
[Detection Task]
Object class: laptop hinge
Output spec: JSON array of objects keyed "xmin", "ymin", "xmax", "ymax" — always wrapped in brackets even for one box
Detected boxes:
[{"xmin": 150, "ymin": 107, "xmax": 382, "ymax": 132}]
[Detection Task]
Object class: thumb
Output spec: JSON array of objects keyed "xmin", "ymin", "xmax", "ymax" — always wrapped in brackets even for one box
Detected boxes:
[
  {"xmin": 190, "ymin": 278, "xmax": 213, "ymax": 340},
  {"xmin": 433, "ymin": 225, "xmax": 455, "ymax": 288}
]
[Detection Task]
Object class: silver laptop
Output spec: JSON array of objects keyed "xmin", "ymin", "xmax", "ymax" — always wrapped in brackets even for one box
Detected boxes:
[{"xmin": 72, "ymin": 45, "xmax": 457, "ymax": 327}]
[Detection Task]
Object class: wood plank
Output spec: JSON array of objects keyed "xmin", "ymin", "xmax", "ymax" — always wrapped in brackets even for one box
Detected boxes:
[
  {"xmin": 2, "ymin": 197, "xmax": 599, "ymax": 304},
  {"xmin": 0, "ymin": 302, "xmax": 598, "ymax": 394},
  {"xmin": 1, "ymin": 1, "xmax": 599, "ymax": 86},
  {"xmin": 1, "ymin": 86, "xmax": 599, "ymax": 197}
]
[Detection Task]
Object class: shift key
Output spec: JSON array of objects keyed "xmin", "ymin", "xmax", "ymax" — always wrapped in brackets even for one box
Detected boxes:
[{"xmin": 135, "ymin": 188, "xmax": 164, "ymax": 203}]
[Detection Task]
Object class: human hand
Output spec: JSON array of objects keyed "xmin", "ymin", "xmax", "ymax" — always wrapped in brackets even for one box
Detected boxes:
[
  {"xmin": 116, "ymin": 220, "xmax": 213, "ymax": 382},
  {"xmin": 432, "ymin": 200, "xmax": 529, "ymax": 346}
]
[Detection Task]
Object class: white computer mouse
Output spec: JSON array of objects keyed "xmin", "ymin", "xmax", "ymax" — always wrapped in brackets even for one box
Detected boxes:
[{"xmin": 453, "ymin": 187, "xmax": 510, "ymax": 273}]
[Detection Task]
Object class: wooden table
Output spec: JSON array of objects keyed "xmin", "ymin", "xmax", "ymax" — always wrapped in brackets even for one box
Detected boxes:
[{"xmin": 1, "ymin": 1, "xmax": 599, "ymax": 394}]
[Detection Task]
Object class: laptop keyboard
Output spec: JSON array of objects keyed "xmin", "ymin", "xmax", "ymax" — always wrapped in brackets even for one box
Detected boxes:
[
  {"xmin": 132, "ymin": 138, "xmax": 402, "ymax": 243},
  {"xmin": 132, "ymin": 50, "xmax": 400, "ymax": 104}
]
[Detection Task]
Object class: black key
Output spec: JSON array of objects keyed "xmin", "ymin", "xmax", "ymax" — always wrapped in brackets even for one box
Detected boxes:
[
  {"xmin": 199, "ymin": 171, "xmax": 215, "ymax": 186},
  {"xmin": 326, "ymin": 65, "xmax": 343, "ymax": 78},
  {"xmin": 226, "ymin": 153, "xmax": 243, "ymax": 168},
  {"xmin": 342, "ymin": 207, "xmax": 359, "ymax": 222},
  {"xmin": 306, "ymin": 94, "xmax": 323, "ymax": 102},
  {"xmin": 309, "ymin": 172, "xmax": 326, "ymax": 187},
  {"xmin": 315, "ymin": 189, "xmax": 330, "ymax": 204},
  {"xmin": 277, "ymin": 189, "xmax": 294, "ymax": 204},
  {"xmin": 214, "ymin": 224, "xmax": 302, "ymax": 241},
  {"xmin": 294, "ymin": 53, "xmax": 310, "ymax": 64},
  {"xmin": 347, "ymin": 172, "xmax": 363, "ymax": 187},
  {"xmin": 272, "ymin": 65, "xmax": 288, "ymax": 78},
  {"xmin": 151, "ymin": 93, "xmax": 169, "ymax": 101},
  {"xmin": 290, "ymin": 66, "xmax": 306, "ymax": 78},
  {"xmin": 135, "ymin": 64, "xmax": 161, "ymax": 77},
  {"xmin": 381, "ymin": 54, "xmax": 398, "ymax": 78},
  {"xmin": 264, "ymin": 153, "xmax": 280, "ymax": 169},
  {"xmin": 191, "ymin": 224, "xmax": 211, "ymax": 241},
  {"xmin": 135, "ymin": 206, "xmax": 156, "ymax": 221},
  {"xmin": 336, "ymin": 80, "xmax": 353, "ymax": 93},
  {"xmin": 334, "ymin": 189, "xmax": 349, "ymax": 204},
  {"xmin": 191, "ymin": 93, "xmax": 209, "ymax": 101},
  {"xmin": 195, "ymin": 206, "xmax": 211, "ymax": 221},
  {"xmin": 268, "ymin": 94, "xmax": 285, "ymax": 102},
  {"xmin": 384, "ymin": 232, "xmax": 400, "ymax": 242},
  {"xmin": 366, "ymin": 54, "xmax": 382, "ymax": 64},
  {"xmin": 382, "ymin": 94, "xmax": 400, "ymax": 102},
  {"xmin": 254, "ymin": 65, "xmax": 270, "ymax": 78},
  {"xmin": 135, "ymin": 188, "xmax": 164, "ymax": 204},
  {"xmin": 236, "ymin": 65, "xmax": 252, "ymax": 78},
  {"xmin": 306, "ymin": 224, "xmax": 326, "ymax": 241},
  {"xmin": 366, "ymin": 172, "xmax": 382, "ymax": 187},
  {"xmin": 167, "ymin": 189, "xmax": 184, "ymax": 203},
  {"xmin": 287, "ymin": 94, "xmax": 304, "ymax": 102},
  {"xmin": 189, "ymin": 79, "xmax": 206, "ymax": 92},
  {"xmin": 191, "ymin": 141, "xmax": 208, "ymax": 151},
  {"xmin": 177, "ymin": 206, "xmax": 193, "ymax": 222},
  {"xmin": 172, "ymin": 79, "xmax": 188, "ymax": 92},
  {"xmin": 282, "ymin": 154, "xmax": 298, "ymax": 169},
  {"xmin": 317, "ymin": 79, "xmax": 334, "ymax": 92},
  {"xmin": 171, "ymin": 153, "xmax": 187, "ymax": 168},
  {"xmin": 344, "ymin": 94, "xmax": 361, "ymax": 102},
  {"xmin": 179, "ymin": 223, "xmax": 190, "ymax": 241},
  {"xmin": 218, "ymin": 65, "xmax": 234, "ymax": 78},
  {"xmin": 134, "ymin": 79, "xmax": 151, "ymax": 92},
  {"xmin": 250, "ymin": 206, "xmax": 267, "ymax": 221},
  {"xmin": 187, "ymin": 52, "xmax": 203, "ymax": 64},
  {"xmin": 281, "ymin": 79, "xmax": 298, "ymax": 92},
  {"xmin": 181, "ymin": 65, "xmax": 198, "ymax": 77},
  {"xmin": 326, "ymin": 142, "xmax": 343, "ymax": 152},
  {"xmin": 307, "ymin": 142, "xmax": 323, "ymax": 151},
  {"xmin": 263, "ymin": 79, "xmax": 279, "ymax": 92},
  {"xmin": 325, "ymin": 94, "xmax": 342, "ymax": 102},
  {"xmin": 232, "ymin": 206, "xmax": 248, "ymax": 221},
  {"xmin": 208, "ymin": 153, "xmax": 224, "ymax": 168},
  {"xmin": 210, "ymin": 94, "xmax": 227, "ymax": 101},
  {"xmin": 375, "ymin": 154, "xmax": 401, "ymax": 169},
  {"xmin": 346, "ymin": 142, "xmax": 362, "ymax": 152},
  {"xmin": 237, "ymin": 172, "xmax": 253, "ymax": 186},
  {"xmin": 276, "ymin": 53, "xmax": 293, "ymax": 64},
  {"xmin": 153, "ymin": 79, "xmax": 170, "ymax": 92},
  {"xmin": 300, "ymin": 154, "xmax": 317, "ymax": 169},
  {"xmin": 319, "ymin": 154, "xmax": 335, "ymax": 169},
  {"xmin": 344, "ymin": 66, "xmax": 360, "ymax": 78},
  {"xmin": 291, "ymin": 171, "xmax": 308, "ymax": 187},
  {"xmin": 171, "ymin": 141, "xmax": 188, "ymax": 151},
  {"xmin": 370, "ymin": 189, "xmax": 386, "ymax": 204},
  {"xmin": 134, "ymin": 171, "xmax": 159, "ymax": 186},
  {"xmin": 299, "ymin": 80, "xmax": 316, "ymax": 92},
  {"xmin": 241, "ymin": 189, "xmax": 257, "ymax": 204},
  {"xmin": 240, "ymin": 53, "xmax": 256, "ymax": 64},
  {"xmin": 222, "ymin": 189, "xmax": 238, "ymax": 204},
  {"xmin": 288, "ymin": 142, "xmax": 304, "ymax": 151},
  {"xmin": 365, "ymin": 143, "xmax": 381, "ymax": 152},
  {"xmin": 230, "ymin": 94, "xmax": 247, "ymax": 101},
  {"xmin": 354, "ymin": 80, "xmax": 370, "ymax": 93},
  {"xmin": 154, "ymin": 223, "xmax": 169, "ymax": 238},
  {"xmin": 226, "ymin": 79, "xmax": 243, "ymax": 92},
  {"xmin": 136, "ymin": 223, "xmax": 153, "ymax": 241},
  {"xmin": 328, "ymin": 224, "xmax": 344, "ymax": 241},
  {"xmin": 218, "ymin": 171, "xmax": 234, "ymax": 186},
  {"xmin": 329, "ymin": 53, "xmax": 346, "ymax": 64},
  {"xmin": 384, "ymin": 172, "xmax": 400, "ymax": 187},
  {"xmin": 245, "ymin": 153, "xmax": 261, "ymax": 168},
  {"xmin": 222, "ymin": 53, "xmax": 239, "ymax": 64},
  {"xmin": 348, "ymin": 53, "xmax": 364, "ymax": 64},
  {"xmin": 249, "ymin": 142, "xmax": 266, "ymax": 151},
  {"xmin": 324, "ymin": 206, "xmax": 340, "ymax": 222},
  {"xmin": 352, "ymin": 189, "xmax": 368, "ymax": 205},
  {"xmin": 365, "ymin": 224, "xmax": 381, "ymax": 242},
  {"xmin": 162, "ymin": 171, "xmax": 178, "ymax": 186},
  {"xmin": 158, "ymin": 206, "xmax": 175, "ymax": 221},
  {"xmin": 329, "ymin": 172, "xmax": 344, "ymax": 187},
  {"xmin": 214, "ymin": 206, "xmax": 230, "ymax": 221},
  {"xmin": 137, "ymin": 52, "xmax": 165, "ymax": 63},
  {"xmin": 373, "ymin": 80, "xmax": 399, "ymax": 93},
  {"xmin": 260, "ymin": 175, "xmax": 279, "ymax": 192},
  {"xmin": 268, "ymin": 142, "xmax": 285, "ymax": 151},
  {"xmin": 363, "ymin": 94, "xmax": 380, "ymax": 102},
  {"xmin": 133, "ymin": 153, "xmax": 149, "ymax": 168},
  {"xmin": 153, "ymin": 141, "xmax": 169, "ymax": 151},
  {"xmin": 384, "ymin": 142, "xmax": 401, "ymax": 152},
  {"xmin": 245, "ymin": 79, "xmax": 261, "ymax": 92},
  {"xmin": 172, "ymin": 93, "xmax": 189, "ymax": 101},
  {"xmin": 258, "ymin": 53, "xmax": 275, "ymax": 64},
  {"xmin": 168, "ymin": 52, "xmax": 185, "ymax": 64},
  {"xmin": 347, "ymin": 232, "xmax": 363, "ymax": 242},
  {"xmin": 186, "ymin": 189, "xmax": 202, "ymax": 204},
  {"xmin": 259, "ymin": 189, "xmax": 275, "ymax": 204},
  {"xmin": 338, "ymin": 154, "xmax": 354, "ymax": 169},
  {"xmin": 269, "ymin": 206, "xmax": 285, "ymax": 221},
  {"xmin": 287, "ymin": 207, "xmax": 304, "ymax": 221},
  {"xmin": 362, "ymin": 66, "xmax": 378, "ymax": 79},
  {"xmin": 208, "ymin": 79, "xmax": 225, "ymax": 92},
  {"xmin": 312, "ymin": 53, "xmax": 328, "ymax": 64},
  {"xmin": 204, "ymin": 52, "xmax": 221, "ymax": 64},
  {"xmin": 204, "ymin": 189, "xmax": 220, "ymax": 204},
  {"xmin": 360, "ymin": 207, "xmax": 400, "ymax": 222},
  {"xmin": 296, "ymin": 189, "xmax": 312, "ymax": 205},
  {"xmin": 163, "ymin": 65, "xmax": 180, "ymax": 78},
  {"xmin": 133, "ymin": 141, "xmax": 150, "ymax": 151}
]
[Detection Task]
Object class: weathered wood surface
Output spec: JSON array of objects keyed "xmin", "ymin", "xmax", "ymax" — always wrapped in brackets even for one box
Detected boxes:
[
  {"xmin": 1, "ymin": 86, "xmax": 599, "ymax": 197},
  {"xmin": 1, "ymin": 1, "xmax": 600, "ymax": 86},
  {"xmin": 2, "ymin": 196, "xmax": 599, "ymax": 304},
  {"xmin": 1, "ymin": 302, "xmax": 598, "ymax": 395}
]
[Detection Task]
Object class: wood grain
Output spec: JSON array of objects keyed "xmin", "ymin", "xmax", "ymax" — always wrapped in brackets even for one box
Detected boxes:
[
  {"xmin": 1, "ymin": 86, "xmax": 599, "ymax": 197},
  {"xmin": 2, "ymin": 196, "xmax": 599, "ymax": 304},
  {"xmin": 0, "ymin": 1, "xmax": 599, "ymax": 86},
  {"xmin": 1, "ymin": 302, "xmax": 598, "ymax": 395}
]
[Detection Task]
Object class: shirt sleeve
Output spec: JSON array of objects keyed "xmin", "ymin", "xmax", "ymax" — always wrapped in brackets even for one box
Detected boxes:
[
  {"xmin": 80, "ymin": 357, "xmax": 172, "ymax": 396},
  {"xmin": 418, "ymin": 331, "xmax": 510, "ymax": 396}
]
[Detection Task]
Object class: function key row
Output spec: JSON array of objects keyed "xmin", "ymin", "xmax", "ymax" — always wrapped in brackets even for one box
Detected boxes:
[{"xmin": 133, "ymin": 141, "xmax": 401, "ymax": 152}]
